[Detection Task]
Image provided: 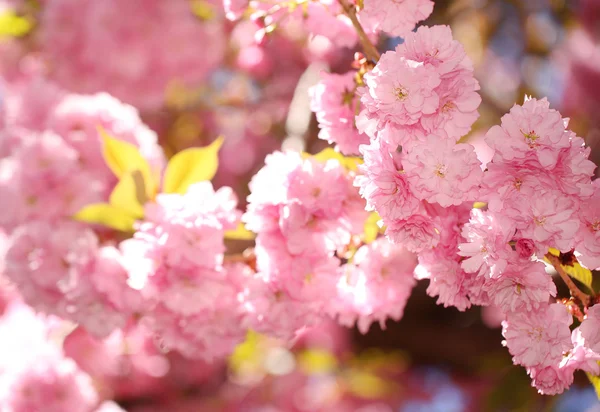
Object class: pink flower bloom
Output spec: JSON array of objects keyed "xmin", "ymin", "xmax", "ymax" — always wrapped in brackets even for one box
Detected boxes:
[
  {"xmin": 357, "ymin": 52, "xmax": 441, "ymax": 137},
  {"xmin": 527, "ymin": 364, "xmax": 574, "ymax": 396},
  {"xmin": 385, "ymin": 213, "xmax": 440, "ymax": 253},
  {"xmin": 485, "ymin": 97, "xmax": 572, "ymax": 169},
  {"xmin": 515, "ymin": 238, "xmax": 536, "ymax": 259},
  {"xmin": 508, "ymin": 190, "xmax": 579, "ymax": 252},
  {"xmin": 224, "ymin": 0, "xmax": 248, "ymax": 20},
  {"xmin": 40, "ymin": 0, "xmax": 227, "ymax": 112},
  {"xmin": 415, "ymin": 254, "xmax": 474, "ymax": 311},
  {"xmin": 397, "ymin": 25, "xmax": 481, "ymax": 140},
  {"xmin": 576, "ymin": 181, "xmax": 600, "ymax": 269},
  {"xmin": 355, "ymin": 139, "xmax": 420, "ymax": 221},
  {"xmin": 502, "ymin": 303, "xmax": 573, "ymax": 368},
  {"xmin": 0, "ymin": 303, "xmax": 99, "ymax": 412},
  {"xmin": 309, "ymin": 71, "xmax": 368, "ymax": 155},
  {"xmin": 580, "ymin": 304, "xmax": 600, "ymax": 354},
  {"xmin": 483, "ymin": 261, "xmax": 556, "ymax": 313},
  {"xmin": 330, "ymin": 240, "xmax": 417, "ymax": 333},
  {"xmin": 458, "ymin": 209, "xmax": 514, "ymax": 278},
  {"xmin": 564, "ymin": 327, "xmax": 600, "ymax": 375},
  {"xmin": 403, "ymin": 134, "xmax": 482, "ymax": 207},
  {"xmin": 4, "ymin": 221, "xmax": 129, "ymax": 337},
  {"xmin": 396, "ymin": 25, "xmax": 474, "ymax": 76},
  {"xmin": 359, "ymin": 0, "xmax": 434, "ymax": 37}
]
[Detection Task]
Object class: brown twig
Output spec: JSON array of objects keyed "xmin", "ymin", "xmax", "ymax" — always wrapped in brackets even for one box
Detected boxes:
[
  {"xmin": 546, "ymin": 253, "xmax": 590, "ymax": 307},
  {"xmin": 337, "ymin": 0, "xmax": 380, "ymax": 62}
]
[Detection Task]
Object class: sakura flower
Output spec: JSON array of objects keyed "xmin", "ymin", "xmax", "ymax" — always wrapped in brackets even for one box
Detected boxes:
[
  {"xmin": 458, "ymin": 209, "xmax": 514, "ymax": 278},
  {"xmin": 355, "ymin": 139, "xmax": 420, "ymax": 221},
  {"xmin": 40, "ymin": 0, "xmax": 227, "ymax": 112},
  {"xmin": 485, "ymin": 97, "xmax": 572, "ymax": 169},
  {"xmin": 359, "ymin": 0, "xmax": 434, "ymax": 37},
  {"xmin": 508, "ymin": 190, "xmax": 579, "ymax": 252},
  {"xmin": 385, "ymin": 213, "xmax": 440, "ymax": 253},
  {"xmin": 403, "ymin": 134, "xmax": 483, "ymax": 207},
  {"xmin": 483, "ymin": 261, "xmax": 556, "ymax": 313},
  {"xmin": 415, "ymin": 255, "xmax": 474, "ymax": 311},
  {"xmin": 575, "ymin": 181, "xmax": 600, "ymax": 269},
  {"xmin": 330, "ymin": 239, "xmax": 417, "ymax": 333},
  {"xmin": 396, "ymin": 25, "xmax": 473, "ymax": 76},
  {"xmin": 357, "ymin": 52, "xmax": 441, "ymax": 139},
  {"xmin": 579, "ymin": 304, "xmax": 600, "ymax": 353},
  {"xmin": 527, "ymin": 364, "xmax": 574, "ymax": 396},
  {"xmin": 4, "ymin": 221, "xmax": 129, "ymax": 337},
  {"xmin": 309, "ymin": 71, "xmax": 368, "ymax": 155},
  {"xmin": 502, "ymin": 303, "xmax": 573, "ymax": 368}
]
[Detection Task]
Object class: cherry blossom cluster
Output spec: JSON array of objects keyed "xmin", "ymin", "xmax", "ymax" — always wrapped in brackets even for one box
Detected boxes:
[
  {"xmin": 0, "ymin": 73, "xmax": 164, "ymax": 337},
  {"xmin": 1, "ymin": 0, "xmax": 600, "ymax": 404}
]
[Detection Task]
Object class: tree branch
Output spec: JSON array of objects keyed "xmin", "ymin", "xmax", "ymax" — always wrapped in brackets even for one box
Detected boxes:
[
  {"xmin": 545, "ymin": 253, "xmax": 590, "ymax": 307},
  {"xmin": 338, "ymin": 0, "xmax": 380, "ymax": 62}
]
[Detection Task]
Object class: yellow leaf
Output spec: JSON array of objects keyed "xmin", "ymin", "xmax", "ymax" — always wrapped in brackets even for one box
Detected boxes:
[
  {"xmin": 363, "ymin": 212, "xmax": 382, "ymax": 244},
  {"xmin": 304, "ymin": 148, "xmax": 363, "ymax": 171},
  {"xmin": 191, "ymin": 0, "xmax": 216, "ymax": 21},
  {"xmin": 228, "ymin": 330, "xmax": 265, "ymax": 374},
  {"xmin": 108, "ymin": 171, "xmax": 147, "ymax": 219},
  {"xmin": 73, "ymin": 203, "xmax": 137, "ymax": 232},
  {"xmin": 587, "ymin": 365, "xmax": 600, "ymax": 400},
  {"xmin": 98, "ymin": 127, "xmax": 155, "ymax": 197},
  {"xmin": 544, "ymin": 248, "xmax": 594, "ymax": 290},
  {"xmin": 224, "ymin": 223, "xmax": 256, "ymax": 241},
  {"xmin": 344, "ymin": 370, "xmax": 393, "ymax": 399},
  {"xmin": 297, "ymin": 349, "xmax": 338, "ymax": 375},
  {"xmin": 162, "ymin": 137, "xmax": 223, "ymax": 194},
  {"xmin": 0, "ymin": 11, "xmax": 33, "ymax": 38}
]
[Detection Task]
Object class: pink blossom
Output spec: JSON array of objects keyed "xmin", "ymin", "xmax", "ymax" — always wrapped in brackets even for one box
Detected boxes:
[
  {"xmin": 515, "ymin": 238, "xmax": 536, "ymax": 259},
  {"xmin": 330, "ymin": 240, "xmax": 417, "ymax": 333},
  {"xmin": 357, "ymin": 52, "xmax": 441, "ymax": 138},
  {"xmin": 415, "ymin": 254, "xmax": 474, "ymax": 311},
  {"xmin": 502, "ymin": 303, "xmax": 573, "ymax": 368},
  {"xmin": 483, "ymin": 261, "xmax": 556, "ymax": 313},
  {"xmin": 385, "ymin": 213, "xmax": 440, "ymax": 253},
  {"xmin": 0, "ymin": 303, "xmax": 99, "ymax": 412},
  {"xmin": 580, "ymin": 304, "xmax": 600, "ymax": 354},
  {"xmin": 403, "ymin": 134, "xmax": 483, "ymax": 207},
  {"xmin": 396, "ymin": 25, "xmax": 474, "ymax": 76},
  {"xmin": 485, "ymin": 97, "xmax": 572, "ymax": 169},
  {"xmin": 309, "ymin": 71, "xmax": 368, "ymax": 155},
  {"xmin": 359, "ymin": 0, "xmax": 434, "ymax": 37},
  {"xmin": 355, "ymin": 139, "xmax": 420, "ymax": 221},
  {"xmin": 4, "ymin": 221, "xmax": 129, "ymax": 337},
  {"xmin": 507, "ymin": 190, "xmax": 579, "ymax": 252},
  {"xmin": 40, "ymin": 0, "xmax": 226, "ymax": 112},
  {"xmin": 397, "ymin": 25, "xmax": 481, "ymax": 140},
  {"xmin": 576, "ymin": 180, "xmax": 600, "ymax": 269},
  {"xmin": 527, "ymin": 364, "xmax": 574, "ymax": 396},
  {"xmin": 458, "ymin": 209, "xmax": 514, "ymax": 278}
]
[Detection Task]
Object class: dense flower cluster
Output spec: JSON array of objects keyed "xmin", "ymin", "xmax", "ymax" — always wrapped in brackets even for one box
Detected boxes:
[{"xmin": 1, "ymin": 0, "xmax": 600, "ymax": 405}]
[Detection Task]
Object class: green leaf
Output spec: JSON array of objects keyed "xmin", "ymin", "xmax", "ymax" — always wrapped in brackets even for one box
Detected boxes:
[
  {"xmin": 304, "ymin": 148, "xmax": 363, "ymax": 171},
  {"xmin": 108, "ymin": 171, "xmax": 147, "ymax": 219},
  {"xmin": 162, "ymin": 136, "xmax": 223, "ymax": 194},
  {"xmin": 224, "ymin": 222, "xmax": 256, "ymax": 241},
  {"xmin": 98, "ymin": 126, "xmax": 155, "ymax": 197},
  {"xmin": 0, "ymin": 11, "xmax": 33, "ymax": 38},
  {"xmin": 73, "ymin": 203, "xmax": 137, "ymax": 232}
]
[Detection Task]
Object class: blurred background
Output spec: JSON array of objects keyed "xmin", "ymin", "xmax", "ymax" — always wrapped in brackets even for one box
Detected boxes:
[{"xmin": 1, "ymin": 0, "xmax": 600, "ymax": 410}]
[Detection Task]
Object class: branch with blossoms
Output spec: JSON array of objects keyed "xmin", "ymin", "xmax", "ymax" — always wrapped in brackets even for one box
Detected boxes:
[{"xmin": 3, "ymin": 0, "xmax": 600, "ymax": 409}]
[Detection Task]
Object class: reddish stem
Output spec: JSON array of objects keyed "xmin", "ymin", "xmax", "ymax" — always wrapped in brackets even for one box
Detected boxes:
[{"xmin": 546, "ymin": 253, "xmax": 590, "ymax": 307}]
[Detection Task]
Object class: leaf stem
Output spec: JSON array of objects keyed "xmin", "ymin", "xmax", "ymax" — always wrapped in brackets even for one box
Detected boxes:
[
  {"xmin": 338, "ymin": 0, "xmax": 380, "ymax": 62},
  {"xmin": 546, "ymin": 253, "xmax": 590, "ymax": 307}
]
